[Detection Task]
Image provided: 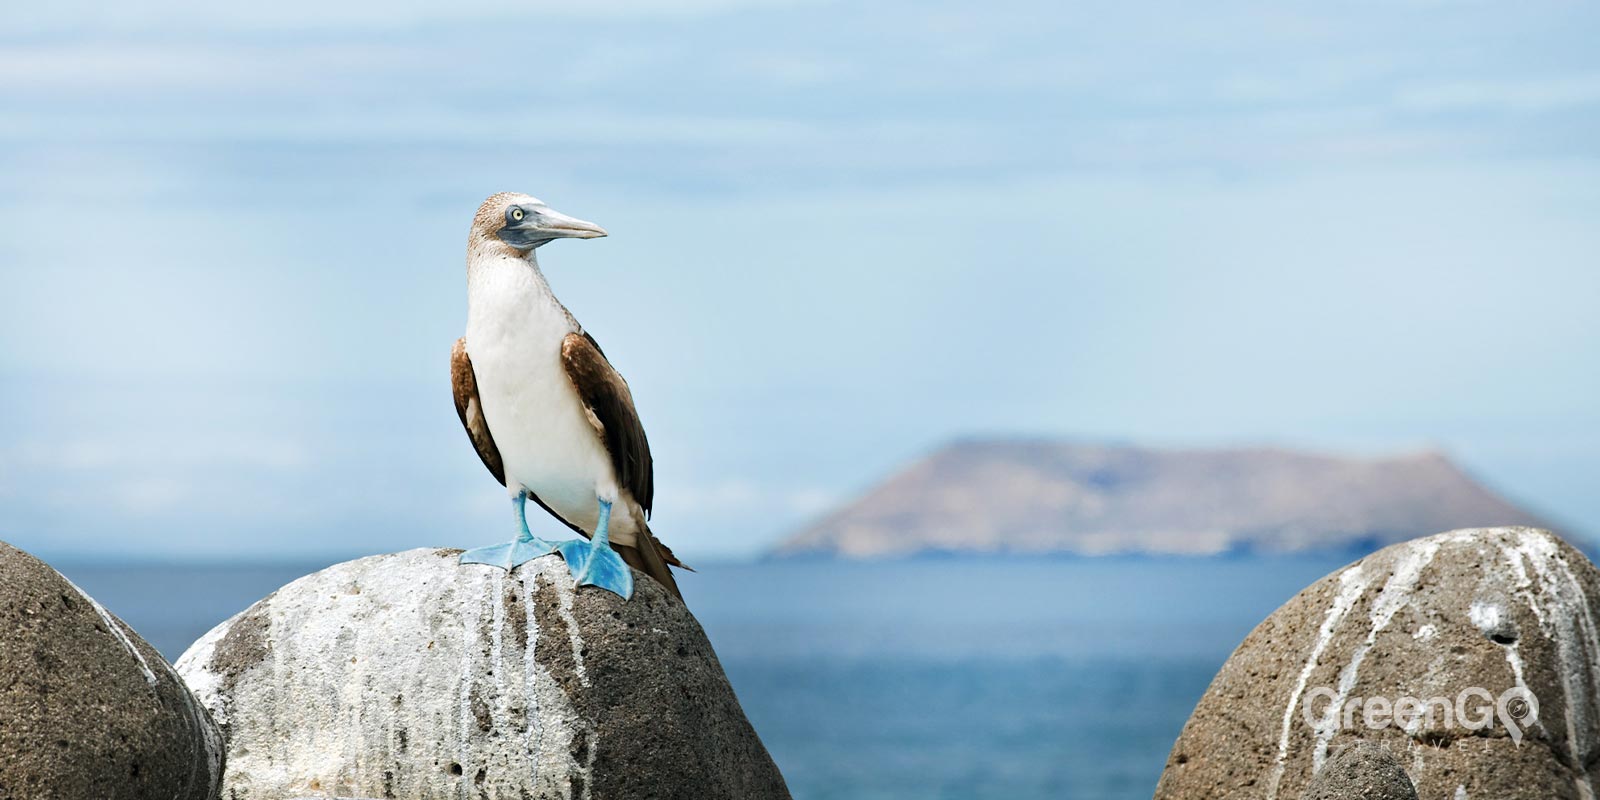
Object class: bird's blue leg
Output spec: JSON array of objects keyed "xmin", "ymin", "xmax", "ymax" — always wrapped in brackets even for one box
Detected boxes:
[
  {"xmin": 459, "ymin": 492, "xmax": 563, "ymax": 570},
  {"xmin": 556, "ymin": 498, "xmax": 634, "ymax": 600}
]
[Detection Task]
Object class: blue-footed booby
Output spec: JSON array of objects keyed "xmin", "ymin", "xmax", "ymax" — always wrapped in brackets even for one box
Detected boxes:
[{"xmin": 452, "ymin": 192, "xmax": 683, "ymax": 601}]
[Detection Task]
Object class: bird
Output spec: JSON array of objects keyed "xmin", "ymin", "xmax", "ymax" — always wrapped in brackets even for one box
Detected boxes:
[{"xmin": 451, "ymin": 192, "xmax": 684, "ymax": 601}]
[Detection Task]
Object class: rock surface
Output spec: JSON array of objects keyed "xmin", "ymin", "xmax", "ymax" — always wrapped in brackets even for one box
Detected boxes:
[
  {"xmin": 1300, "ymin": 742, "xmax": 1417, "ymax": 800},
  {"xmin": 1156, "ymin": 527, "xmax": 1600, "ymax": 800},
  {"xmin": 176, "ymin": 548, "xmax": 790, "ymax": 800},
  {"xmin": 0, "ymin": 540, "xmax": 223, "ymax": 800}
]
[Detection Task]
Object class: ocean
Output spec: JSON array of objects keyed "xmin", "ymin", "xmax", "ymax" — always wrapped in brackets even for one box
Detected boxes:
[{"xmin": 56, "ymin": 556, "xmax": 1356, "ymax": 800}]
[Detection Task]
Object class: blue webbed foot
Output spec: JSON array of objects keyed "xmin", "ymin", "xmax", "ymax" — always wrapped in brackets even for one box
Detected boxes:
[
  {"xmin": 459, "ymin": 536, "xmax": 561, "ymax": 570},
  {"xmin": 556, "ymin": 537, "xmax": 634, "ymax": 600},
  {"xmin": 460, "ymin": 492, "xmax": 561, "ymax": 571},
  {"xmin": 555, "ymin": 497, "xmax": 633, "ymax": 600}
]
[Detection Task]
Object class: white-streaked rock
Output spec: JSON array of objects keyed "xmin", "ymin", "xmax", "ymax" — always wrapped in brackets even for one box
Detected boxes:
[
  {"xmin": 1157, "ymin": 527, "xmax": 1600, "ymax": 800},
  {"xmin": 176, "ymin": 548, "xmax": 789, "ymax": 800}
]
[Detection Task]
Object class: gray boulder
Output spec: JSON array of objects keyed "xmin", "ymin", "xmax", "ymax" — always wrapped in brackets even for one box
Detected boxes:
[
  {"xmin": 175, "ymin": 548, "xmax": 789, "ymax": 800},
  {"xmin": 1156, "ymin": 527, "xmax": 1600, "ymax": 800},
  {"xmin": 1300, "ymin": 742, "xmax": 1417, "ymax": 800},
  {"xmin": 0, "ymin": 540, "xmax": 223, "ymax": 800}
]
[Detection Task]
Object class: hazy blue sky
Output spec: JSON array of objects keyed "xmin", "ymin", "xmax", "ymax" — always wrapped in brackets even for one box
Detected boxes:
[{"xmin": 2, "ymin": 1, "xmax": 1598, "ymax": 561}]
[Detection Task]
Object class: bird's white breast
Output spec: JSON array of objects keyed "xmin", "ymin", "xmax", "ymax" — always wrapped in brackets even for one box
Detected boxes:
[{"xmin": 463, "ymin": 254, "xmax": 634, "ymax": 543}]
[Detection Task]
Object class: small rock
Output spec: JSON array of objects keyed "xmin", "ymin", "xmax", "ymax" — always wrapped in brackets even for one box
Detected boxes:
[
  {"xmin": 1301, "ymin": 742, "xmax": 1417, "ymax": 800},
  {"xmin": 1156, "ymin": 527, "xmax": 1600, "ymax": 800},
  {"xmin": 176, "ymin": 548, "xmax": 790, "ymax": 800},
  {"xmin": 0, "ymin": 540, "xmax": 223, "ymax": 800}
]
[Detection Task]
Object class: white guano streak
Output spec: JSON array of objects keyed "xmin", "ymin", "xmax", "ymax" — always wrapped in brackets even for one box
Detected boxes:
[
  {"xmin": 523, "ymin": 572, "xmax": 542, "ymax": 786},
  {"xmin": 551, "ymin": 572, "xmax": 596, "ymax": 800},
  {"xmin": 457, "ymin": 576, "xmax": 483, "ymax": 800},
  {"xmin": 491, "ymin": 570, "xmax": 507, "ymax": 703},
  {"xmin": 1265, "ymin": 563, "xmax": 1368, "ymax": 800},
  {"xmin": 1493, "ymin": 540, "xmax": 1540, "ymax": 743},
  {"xmin": 62, "ymin": 576, "xmax": 157, "ymax": 686},
  {"xmin": 1503, "ymin": 531, "xmax": 1600, "ymax": 800},
  {"xmin": 556, "ymin": 578, "xmax": 592, "ymax": 688},
  {"xmin": 65, "ymin": 574, "xmax": 221, "ymax": 800},
  {"xmin": 1313, "ymin": 540, "xmax": 1441, "ymax": 771}
]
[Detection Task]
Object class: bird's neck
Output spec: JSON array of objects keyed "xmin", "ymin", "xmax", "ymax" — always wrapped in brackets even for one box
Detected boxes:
[{"xmin": 465, "ymin": 249, "xmax": 576, "ymax": 342}]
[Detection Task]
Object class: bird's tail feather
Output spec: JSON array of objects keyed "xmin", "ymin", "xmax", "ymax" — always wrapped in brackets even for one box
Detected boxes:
[
  {"xmin": 615, "ymin": 523, "xmax": 685, "ymax": 601},
  {"xmin": 653, "ymin": 533, "xmax": 691, "ymax": 572}
]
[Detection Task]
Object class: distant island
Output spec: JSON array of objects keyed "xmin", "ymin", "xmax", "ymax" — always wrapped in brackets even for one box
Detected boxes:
[{"xmin": 769, "ymin": 439, "xmax": 1555, "ymax": 559}]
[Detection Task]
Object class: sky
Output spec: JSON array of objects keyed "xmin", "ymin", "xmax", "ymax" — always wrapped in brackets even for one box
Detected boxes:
[{"xmin": 2, "ymin": 0, "xmax": 1598, "ymax": 561}]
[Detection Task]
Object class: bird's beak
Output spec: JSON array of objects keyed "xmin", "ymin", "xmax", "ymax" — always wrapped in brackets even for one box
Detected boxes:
[{"xmin": 497, "ymin": 205, "xmax": 609, "ymax": 249}]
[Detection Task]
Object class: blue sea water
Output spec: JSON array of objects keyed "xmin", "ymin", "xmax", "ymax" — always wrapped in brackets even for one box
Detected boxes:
[{"xmin": 56, "ymin": 556, "xmax": 1355, "ymax": 800}]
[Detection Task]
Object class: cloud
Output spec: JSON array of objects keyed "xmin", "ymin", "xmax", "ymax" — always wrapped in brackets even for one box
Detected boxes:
[
  {"xmin": 6, "ymin": 437, "xmax": 310, "ymax": 472},
  {"xmin": 1396, "ymin": 75, "xmax": 1600, "ymax": 115},
  {"xmin": 0, "ymin": 40, "xmax": 421, "ymax": 94},
  {"xmin": 1, "ymin": 425, "xmax": 315, "ymax": 517},
  {"xmin": 2, "ymin": 0, "xmax": 830, "ymax": 37},
  {"xmin": 105, "ymin": 476, "xmax": 191, "ymax": 516},
  {"xmin": 5, "ymin": 1, "xmax": 1600, "ymax": 184},
  {"xmin": 667, "ymin": 478, "xmax": 836, "ymax": 518}
]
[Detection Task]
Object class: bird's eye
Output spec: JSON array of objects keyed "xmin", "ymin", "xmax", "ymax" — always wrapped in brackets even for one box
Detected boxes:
[{"xmin": 511, "ymin": 208, "xmax": 525, "ymax": 222}]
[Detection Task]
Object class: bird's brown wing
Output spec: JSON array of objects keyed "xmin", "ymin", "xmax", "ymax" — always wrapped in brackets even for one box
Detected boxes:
[
  {"xmin": 451, "ymin": 338, "xmax": 506, "ymax": 487},
  {"xmin": 559, "ymin": 331, "xmax": 653, "ymax": 514},
  {"xmin": 560, "ymin": 331, "xmax": 686, "ymax": 598}
]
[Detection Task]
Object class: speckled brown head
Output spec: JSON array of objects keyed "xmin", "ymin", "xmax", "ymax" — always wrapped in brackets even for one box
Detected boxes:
[{"xmin": 468, "ymin": 192, "xmax": 607, "ymax": 258}]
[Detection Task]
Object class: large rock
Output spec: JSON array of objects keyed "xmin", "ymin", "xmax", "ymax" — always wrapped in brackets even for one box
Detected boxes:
[
  {"xmin": 1156, "ymin": 527, "xmax": 1600, "ymax": 800},
  {"xmin": 176, "ymin": 548, "xmax": 789, "ymax": 800},
  {"xmin": 1300, "ymin": 742, "xmax": 1417, "ymax": 800},
  {"xmin": 0, "ymin": 540, "xmax": 223, "ymax": 800}
]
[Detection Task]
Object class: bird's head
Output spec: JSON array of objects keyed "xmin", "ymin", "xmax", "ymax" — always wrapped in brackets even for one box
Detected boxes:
[{"xmin": 470, "ymin": 192, "xmax": 607, "ymax": 256}]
